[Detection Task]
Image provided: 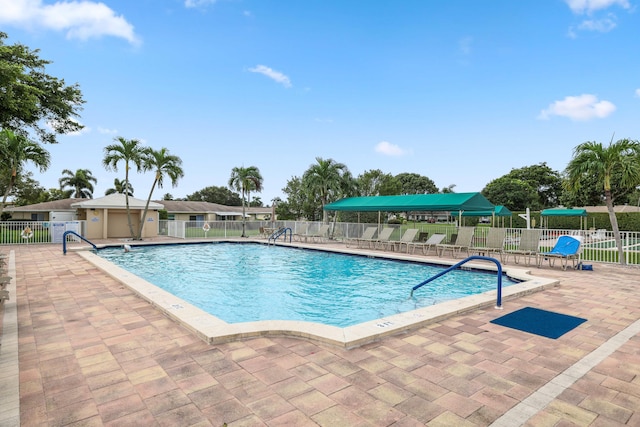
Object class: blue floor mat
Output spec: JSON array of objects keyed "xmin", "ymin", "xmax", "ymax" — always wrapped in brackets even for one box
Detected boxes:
[{"xmin": 490, "ymin": 307, "xmax": 587, "ymax": 339}]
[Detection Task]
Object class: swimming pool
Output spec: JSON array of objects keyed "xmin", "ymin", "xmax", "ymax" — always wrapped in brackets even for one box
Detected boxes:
[{"xmin": 98, "ymin": 242, "xmax": 518, "ymax": 328}]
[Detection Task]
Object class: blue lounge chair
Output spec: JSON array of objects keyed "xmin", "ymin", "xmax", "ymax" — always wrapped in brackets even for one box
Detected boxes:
[{"xmin": 537, "ymin": 235, "xmax": 582, "ymax": 270}]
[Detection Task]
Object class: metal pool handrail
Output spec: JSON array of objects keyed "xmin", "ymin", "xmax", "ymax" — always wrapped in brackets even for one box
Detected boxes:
[
  {"xmin": 268, "ymin": 227, "xmax": 292, "ymax": 244},
  {"xmin": 62, "ymin": 231, "xmax": 97, "ymax": 254},
  {"xmin": 410, "ymin": 255, "xmax": 504, "ymax": 309}
]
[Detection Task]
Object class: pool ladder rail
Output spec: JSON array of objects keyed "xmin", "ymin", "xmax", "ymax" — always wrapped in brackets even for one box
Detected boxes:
[
  {"xmin": 62, "ymin": 230, "xmax": 98, "ymax": 255},
  {"xmin": 268, "ymin": 227, "xmax": 292, "ymax": 244},
  {"xmin": 411, "ymin": 255, "xmax": 504, "ymax": 309}
]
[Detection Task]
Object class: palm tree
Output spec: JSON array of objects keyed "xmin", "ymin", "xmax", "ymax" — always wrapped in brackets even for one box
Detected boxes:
[
  {"xmin": 302, "ymin": 157, "xmax": 350, "ymax": 223},
  {"xmin": 102, "ymin": 137, "xmax": 148, "ymax": 239},
  {"xmin": 58, "ymin": 168, "xmax": 97, "ymax": 198},
  {"xmin": 137, "ymin": 148, "xmax": 184, "ymax": 240},
  {"xmin": 105, "ymin": 178, "xmax": 134, "ymax": 197},
  {"xmin": 0, "ymin": 129, "xmax": 51, "ymax": 216},
  {"xmin": 564, "ymin": 138, "xmax": 640, "ymax": 265},
  {"xmin": 228, "ymin": 166, "xmax": 263, "ymax": 237}
]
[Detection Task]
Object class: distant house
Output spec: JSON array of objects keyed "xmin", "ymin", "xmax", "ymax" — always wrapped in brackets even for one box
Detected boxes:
[
  {"xmin": 154, "ymin": 200, "xmax": 272, "ymax": 222},
  {"xmin": 5, "ymin": 197, "xmax": 273, "ymax": 239},
  {"xmin": 6, "ymin": 194, "xmax": 163, "ymax": 239}
]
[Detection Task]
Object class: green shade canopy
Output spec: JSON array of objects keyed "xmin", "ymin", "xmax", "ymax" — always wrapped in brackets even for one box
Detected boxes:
[
  {"xmin": 540, "ymin": 208, "xmax": 587, "ymax": 217},
  {"xmin": 449, "ymin": 205, "xmax": 512, "ymax": 217},
  {"xmin": 324, "ymin": 193, "xmax": 494, "ymax": 212}
]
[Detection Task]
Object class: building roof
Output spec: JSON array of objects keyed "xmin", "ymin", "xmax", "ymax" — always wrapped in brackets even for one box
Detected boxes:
[
  {"xmin": 324, "ymin": 193, "xmax": 494, "ymax": 212},
  {"xmin": 154, "ymin": 200, "xmax": 271, "ymax": 215},
  {"xmin": 579, "ymin": 205, "xmax": 640, "ymax": 214},
  {"xmin": 6, "ymin": 198, "xmax": 84, "ymax": 212},
  {"xmin": 7, "ymin": 197, "xmax": 272, "ymax": 215},
  {"xmin": 71, "ymin": 193, "xmax": 164, "ymax": 210}
]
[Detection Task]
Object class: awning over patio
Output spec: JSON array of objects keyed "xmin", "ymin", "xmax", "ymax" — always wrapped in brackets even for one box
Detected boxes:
[
  {"xmin": 449, "ymin": 205, "xmax": 512, "ymax": 217},
  {"xmin": 324, "ymin": 192, "xmax": 494, "ymax": 212},
  {"xmin": 540, "ymin": 208, "xmax": 587, "ymax": 217}
]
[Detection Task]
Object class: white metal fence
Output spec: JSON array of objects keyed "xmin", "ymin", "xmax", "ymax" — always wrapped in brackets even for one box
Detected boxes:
[
  {"xmin": 3, "ymin": 219, "xmax": 638, "ymax": 266},
  {"xmin": 0, "ymin": 220, "xmax": 87, "ymax": 245}
]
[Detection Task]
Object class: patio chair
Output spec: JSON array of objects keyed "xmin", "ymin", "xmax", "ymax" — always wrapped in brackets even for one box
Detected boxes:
[
  {"xmin": 392, "ymin": 228, "xmax": 420, "ymax": 252},
  {"xmin": 309, "ymin": 224, "xmax": 330, "ymax": 243},
  {"xmin": 345, "ymin": 226, "xmax": 378, "ymax": 248},
  {"xmin": 436, "ymin": 227, "xmax": 475, "ymax": 258},
  {"xmin": 503, "ymin": 229, "xmax": 542, "ymax": 265},
  {"xmin": 292, "ymin": 223, "xmax": 310, "ymax": 242},
  {"xmin": 537, "ymin": 235, "xmax": 582, "ymax": 270},
  {"xmin": 372, "ymin": 227, "xmax": 395, "ymax": 250},
  {"xmin": 407, "ymin": 233, "xmax": 446, "ymax": 255},
  {"xmin": 470, "ymin": 228, "xmax": 506, "ymax": 261}
]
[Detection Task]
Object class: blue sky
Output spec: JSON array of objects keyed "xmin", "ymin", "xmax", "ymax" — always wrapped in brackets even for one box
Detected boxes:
[{"xmin": 1, "ymin": 0, "xmax": 639, "ymax": 205}]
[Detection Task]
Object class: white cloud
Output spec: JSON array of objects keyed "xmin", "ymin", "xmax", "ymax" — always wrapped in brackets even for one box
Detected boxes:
[
  {"xmin": 578, "ymin": 16, "xmax": 617, "ymax": 32},
  {"xmin": 635, "ymin": 88, "xmax": 640, "ymax": 97},
  {"xmin": 248, "ymin": 65, "xmax": 292, "ymax": 88},
  {"xmin": 185, "ymin": 0, "xmax": 217, "ymax": 8},
  {"xmin": 0, "ymin": 0, "xmax": 140, "ymax": 45},
  {"xmin": 538, "ymin": 94, "xmax": 616, "ymax": 121},
  {"xmin": 374, "ymin": 141, "xmax": 409, "ymax": 156},
  {"xmin": 97, "ymin": 126, "xmax": 118, "ymax": 134},
  {"xmin": 565, "ymin": 0, "xmax": 630, "ymax": 14}
]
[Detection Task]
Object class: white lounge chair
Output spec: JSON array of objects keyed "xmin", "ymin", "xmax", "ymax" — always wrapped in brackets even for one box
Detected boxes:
[
  {"xmin": 392, "ymin": 228, "xmax": 420, "ymax": 252},
  {"xmin": 437, "ymin": 227, "xmax": 475, "ymax": 258},
  {"xmin": 470, "ymin": 228, "xmax": 506, "ymax": 261},
  {"xmin": 370, "ymin": 227, "xmax": 394, "ymax": 250},
  {"xmin": 345, "ymin": 227, "xmax": 377, "ymax": 248},
  {"xmin": 309, "ymin": 224, "xmax": 330, "ymax": 243},
  {"xmin": 407, "ymin": 233, "xmax": 446, "ymax": 255},
  {"xmin": 503, "ymin": 229, "xmax": 542, "ymax": 265}
]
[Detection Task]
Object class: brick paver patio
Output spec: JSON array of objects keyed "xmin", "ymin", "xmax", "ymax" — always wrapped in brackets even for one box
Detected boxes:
[{"xmin": 1, "ymin": 242, "xmax": 639, "ymax": 426}]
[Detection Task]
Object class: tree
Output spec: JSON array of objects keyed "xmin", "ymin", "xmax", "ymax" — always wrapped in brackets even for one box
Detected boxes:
[
  {"xmin": 105, "ymin": 178, "xmax": 134, "ymax": 197},
  {"xmin": 505, "ymin": 163, "xmax": 563, "ymax": 209},
  {"xmin": 564, "ymin": 138, "xmax": 640, "ymax": 265},
  {"xmin": 138, "ymin": 148, "xmax": 184, "ymax": 240},
  {"xmin": 357, "ymin": 169, "xmax": 401, "ymax": 196},
  {"xmin": 395, "ymin": 173, "xmax": 438, "ymax": 194},
  {"xmin": 279, "ymin": 176, "xmax": 309, "ymax": 220},
  {"xmin": 0, "ymin": 129, "xmax": 50, "ymax": 216},
  {"xmin": 59, "ymin": 168, "xmax": 97, "ymax": 198},
  {"xmin": 249, "ymin": 197, "xmax": 263, "ymax": 207},
  {"xmin": 441, "ymin": 184, "xmax": 456, "ymax": 193},
  {"xmin": 228, "ymin": 166, "xmax": 263, "ymax": 237},
  {"xmin": 0, "ymin": 32, "xmax": 84, "ymax": 144},
  {"xmin": 186, "ymin": 186, "xmax": 242, "ymax": 205},
  {"xmin": 302, "ymin": 157, "xmax": 351, "ymax": 223},
  {"xmin": 102, "ymin": 137, "xmax": 148, "ymax": 239},
  {"xmin": 482, "ymin": 177, "xmax": 539, "ymax": 211}
]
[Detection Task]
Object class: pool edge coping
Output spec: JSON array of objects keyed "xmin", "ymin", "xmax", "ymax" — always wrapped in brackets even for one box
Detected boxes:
[{"xmin": 77, "ymin": 240, "xmax": 559, "ymax": 349}]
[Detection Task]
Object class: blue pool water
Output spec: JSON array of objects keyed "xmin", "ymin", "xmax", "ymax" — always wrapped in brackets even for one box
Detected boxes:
[{"xmin": 98, "ymin": 243, "xmax": 517, "ymax": 328}]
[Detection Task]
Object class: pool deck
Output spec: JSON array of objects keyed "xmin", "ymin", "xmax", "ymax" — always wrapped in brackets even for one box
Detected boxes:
[{"xmin": 2, "ymin": 238, "xmax": 640, "ymax": 426}]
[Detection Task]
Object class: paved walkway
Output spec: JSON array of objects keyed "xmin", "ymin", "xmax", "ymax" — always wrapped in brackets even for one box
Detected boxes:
[{"xmin": 2, "ymin": 243, "xmax": 640, "ymax": 426}]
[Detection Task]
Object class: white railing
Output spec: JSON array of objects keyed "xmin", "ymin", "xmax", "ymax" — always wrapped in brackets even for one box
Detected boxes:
[
  {"xmin": 0, "ymin": 220, "xmax": 87, "ymax": 245},
  {"xmin": 7, "ymin": 218, "xmax": 636, "ymax": 266}
]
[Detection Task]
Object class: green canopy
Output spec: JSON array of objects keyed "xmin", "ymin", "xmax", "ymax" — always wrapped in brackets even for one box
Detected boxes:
[
  {"xmin": 324, "ymin": 192, "xmax": 494, "ymax": 212},
  {"xmin": 449, "ymin": 205, "xmax": 512, "ymax": 217},
  {"xmin": 540, "ymin": 208, "xmax": 587, "ymax": 217}
]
